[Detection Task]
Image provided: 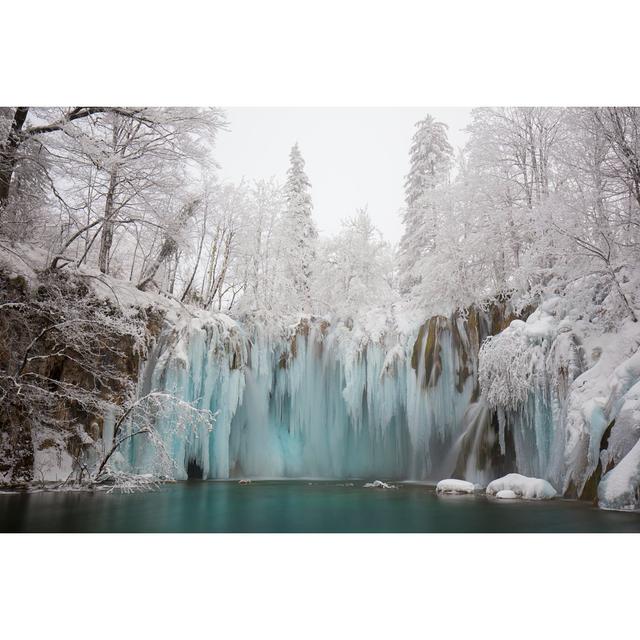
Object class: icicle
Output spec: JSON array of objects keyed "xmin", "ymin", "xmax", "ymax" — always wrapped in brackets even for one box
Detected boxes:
[
  {"xmin": 128, "ymin": 308, "xmax": 498, "ymax": 481},
  {"xmin": 497, "ymin": 408, "xmax": 506, "ymax": 456}
]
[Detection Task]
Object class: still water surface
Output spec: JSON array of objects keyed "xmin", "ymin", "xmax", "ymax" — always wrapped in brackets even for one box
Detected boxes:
[{"xmin": 1, "ymin": 480, "xmax": 640, "ymax": 533}]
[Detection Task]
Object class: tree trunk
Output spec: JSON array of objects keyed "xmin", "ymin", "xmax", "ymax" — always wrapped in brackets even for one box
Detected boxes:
[
  {"xmin": 0, "ymin": 107, "xmax": 29, "ymax": 209},
  {"xmin": 137, "ymin": 199, "xmax": 199, "ymax": 291},
  {"xmin": 97, "ymin": 162, "xmax": 118, "ymax": 274},
  {"xmin": 181, "ymin": 208, "xmax": 208, "ymax": 302}
]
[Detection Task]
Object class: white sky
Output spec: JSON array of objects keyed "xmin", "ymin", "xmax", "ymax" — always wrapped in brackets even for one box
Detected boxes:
[{"xmin": 214, "ymin": 108, "xmax": 472, "ymax": 245}]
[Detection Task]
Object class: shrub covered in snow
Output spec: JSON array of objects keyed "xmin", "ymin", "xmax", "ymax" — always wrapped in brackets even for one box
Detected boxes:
[{"xmin": 479, "ymin": 309, "xmax": 559, "ymax": 412}]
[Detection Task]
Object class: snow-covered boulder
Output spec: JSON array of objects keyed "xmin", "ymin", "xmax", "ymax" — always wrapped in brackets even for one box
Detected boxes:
[
  {"xmin": 486, "ymin": 473, "xmax": 557, "ymax": 500},
  {"xmin": 598, "ymin": 438, "xmax": 640, "ymax": 511},
  {"xmin": 436, "ymin": 479, "xmax": 475, "ymax": 494},
  {"xmin": 363, "ymin": 480, "xmax": 396, "ymax": 489},
  {"xmin": 495, "ymin": 489, "xmax": 518, "ymax": 499}
]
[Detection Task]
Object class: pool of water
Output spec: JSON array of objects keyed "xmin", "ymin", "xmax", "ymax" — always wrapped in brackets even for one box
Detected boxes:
[{"xmin": 1, "ymin": 480, "xmax": 640, "ymax": 533}]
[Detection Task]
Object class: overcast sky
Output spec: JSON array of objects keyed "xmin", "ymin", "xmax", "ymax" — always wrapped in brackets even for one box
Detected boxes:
[{"xmin": 214, "ymin": 108, "xmax": 472, "ymax": 245}]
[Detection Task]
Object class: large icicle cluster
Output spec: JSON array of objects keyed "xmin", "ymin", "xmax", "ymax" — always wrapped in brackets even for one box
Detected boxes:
[
  {"xmin": 126, "ymin": 304, "xmax": 514, "ymax": 481},
  {"xmin": 121, "ymin": 293, "xmax": 640, "ymax": 511}
]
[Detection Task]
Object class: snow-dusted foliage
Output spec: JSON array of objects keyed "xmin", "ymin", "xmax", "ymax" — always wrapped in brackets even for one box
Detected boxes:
[
  {"xmin": 479, "ymin": 304, "xmax": 583, "ymax": 410},
  {"xmin": 93, "ymin": 391, "xmax": 216, "ymax": 490},
  {"xmin": 407, "ymin": 108, "xmax": 640, "ymax": 323},
  {"xmin": 314, "ymin": 208, "xmax": 396, "ymax": 317},
  {"xmin": 479, "ymin": 322, "xmax": 542, "ymax": 412}
]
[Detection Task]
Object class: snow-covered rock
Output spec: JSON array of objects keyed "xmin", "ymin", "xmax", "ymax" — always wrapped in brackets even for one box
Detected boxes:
[
  {"xmin": 486, "ymin": 473, "xmax": 557, "ymax": 500},
  {"xmin": 363, "ymin": 480, "xmax": 396, "ymax": 489},
  {"xmin": 598, "ymin": 438, "xmax": 640, "ymax": 511},
  {"xmin": 436, "ymin": 478, "xmax": 475, "ymax": 494},
  {"xmin": 495, "ymin": 489, "xmax": 518, "ymax": 499}
]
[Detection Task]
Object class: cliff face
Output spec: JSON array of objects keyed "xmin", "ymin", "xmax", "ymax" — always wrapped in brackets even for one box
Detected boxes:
[{"xmin": 0, "ymin": 266, "xmax": 164, "ymax": 485}]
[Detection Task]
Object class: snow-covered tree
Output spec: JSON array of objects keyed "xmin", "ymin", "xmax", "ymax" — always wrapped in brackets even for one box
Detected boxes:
[
  {"xmin": 282, "ymin": 143, "xmax": 317, "ymax": 313},
  {"xmin": 315, "ymin": 207, "xmax": 395, "ymax": 316},
  {"xmin": 398, "ymin": 115, "xmax": 453, "ymax": 294},
  {"xmin": 236, "ymin": 179, "xmax": 287, "ymax": 313},
  {"xmin": 46, "ymin": 108, "xmax": 225, "ymax": 279}
]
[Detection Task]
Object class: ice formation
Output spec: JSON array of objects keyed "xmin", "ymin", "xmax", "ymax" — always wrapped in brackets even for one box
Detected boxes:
[
  {"xmin": 118, "ymin": 295, "xmax": 640, "ymax": 511},
  {"xmin": 125, "ymin": 304, "xmax": 511, "ymax": 482}
]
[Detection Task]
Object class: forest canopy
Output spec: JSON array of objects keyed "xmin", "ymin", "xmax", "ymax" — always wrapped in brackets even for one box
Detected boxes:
[{"xmin": 1, "ymin": 106, "xmax": 639, "ymax": 327}]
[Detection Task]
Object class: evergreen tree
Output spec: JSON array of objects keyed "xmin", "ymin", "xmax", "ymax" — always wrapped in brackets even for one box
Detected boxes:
[
  {"xmin": 283, "ymin": 143, "xmax": 317, "ymax": 312},
  {"xmin": 398, "ymin": 115, "xmax": 453, "ymax": 293}
]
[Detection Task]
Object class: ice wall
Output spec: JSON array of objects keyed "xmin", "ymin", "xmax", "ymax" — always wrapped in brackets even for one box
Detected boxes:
[
  {"xmin": 127, "ymin": 304, "xmax": 519, "ymax": 481},
  {"xmin": 128, "ymin": 297, "xmax": 640, "ymax": 508}
]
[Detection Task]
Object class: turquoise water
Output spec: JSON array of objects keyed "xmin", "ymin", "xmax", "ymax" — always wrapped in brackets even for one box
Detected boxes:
[{"xmin": 1, "ymin": 480, "xmax": 640, "ymax": 533}]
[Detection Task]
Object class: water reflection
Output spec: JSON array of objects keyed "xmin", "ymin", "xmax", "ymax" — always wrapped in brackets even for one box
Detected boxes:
[{"xmin": 1, "ymin": 482, "xmax": 639, "ymax": 533}]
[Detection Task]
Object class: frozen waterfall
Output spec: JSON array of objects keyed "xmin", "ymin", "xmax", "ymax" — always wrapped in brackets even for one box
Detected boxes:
[{"xmin": 125, "ymin": 306, "xmax": 518, "ymax": 482}]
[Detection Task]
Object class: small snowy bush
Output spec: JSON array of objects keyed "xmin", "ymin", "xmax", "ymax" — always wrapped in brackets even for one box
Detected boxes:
[{"xmin": 479, "ymin": 329, "xmax": 536, "ymax": 411}]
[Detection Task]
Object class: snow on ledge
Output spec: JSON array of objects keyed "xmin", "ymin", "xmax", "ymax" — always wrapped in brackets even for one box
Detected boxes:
[
  {"xmin": 486, "ymin": 473, "xmax": 557, "ymax": 500},
  {"xmin": 436, "ymin": 479, "xmax": 476, "ymax": 494}
]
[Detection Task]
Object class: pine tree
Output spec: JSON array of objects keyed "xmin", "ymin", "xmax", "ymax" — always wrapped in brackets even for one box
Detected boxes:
[
  {"xmin": 283, "ymin": 143, "xmax": 317, "ymax": 313},
  {"xmin": 398, "ymin": 115, "xmax": 453, "ymax": 294}
]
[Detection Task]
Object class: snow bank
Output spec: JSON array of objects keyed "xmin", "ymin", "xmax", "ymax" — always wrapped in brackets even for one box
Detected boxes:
[
  {"xmin": 436, "ymin": 478, "xmax": 475, "ymax": 494},
  {"xmin": 486, "ymin": 473, "xmax": 557, "ymax": 500}
]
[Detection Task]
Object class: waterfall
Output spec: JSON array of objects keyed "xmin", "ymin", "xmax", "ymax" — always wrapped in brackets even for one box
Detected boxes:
[{"xmin": 125, "ymin": 302, "xmax": 526, "ymax": 481}]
